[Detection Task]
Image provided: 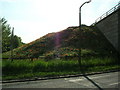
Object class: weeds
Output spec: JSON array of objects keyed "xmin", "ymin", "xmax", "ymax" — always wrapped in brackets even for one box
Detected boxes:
[{"xmin": 2, "ymin": 57, "xmax": 119, "ymax": 80}]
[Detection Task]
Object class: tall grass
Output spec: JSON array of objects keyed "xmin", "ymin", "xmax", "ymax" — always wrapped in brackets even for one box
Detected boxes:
[
  {"xmin": 2, "ymin": 57, "xmax": 119, "ymax": 80},
  {"xmin": 2, "ymin": 59, "xmax": 79, "ymax": 75},
  {"xmin": 82, "ymin": 57, "xmax": 117, "ymax": 67}
]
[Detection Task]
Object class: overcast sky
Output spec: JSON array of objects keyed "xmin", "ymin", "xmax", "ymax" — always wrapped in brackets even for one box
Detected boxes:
[{"xmin": 0, "ymin": 0, "xmax": 119, "ymax": 43}]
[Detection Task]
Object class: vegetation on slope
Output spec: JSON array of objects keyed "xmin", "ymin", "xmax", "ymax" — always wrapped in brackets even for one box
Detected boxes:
[
  {"xmin": 2, "ymin": 25, "xmax": 117, "ymax": 59},
  {"xmin": 2, "ymin": 25, "xmax": 119, "ymax": 80}
]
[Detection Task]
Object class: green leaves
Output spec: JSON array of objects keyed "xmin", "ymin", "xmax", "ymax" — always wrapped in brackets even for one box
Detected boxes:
[{"xmin": 1, "ymin": 17, "xmax": 24, "ymax": 53}]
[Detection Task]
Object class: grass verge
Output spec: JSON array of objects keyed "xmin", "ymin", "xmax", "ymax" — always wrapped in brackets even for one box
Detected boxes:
[{"xmin": 2, "ymin": 57, "xmax": 120, "ymax": 80}]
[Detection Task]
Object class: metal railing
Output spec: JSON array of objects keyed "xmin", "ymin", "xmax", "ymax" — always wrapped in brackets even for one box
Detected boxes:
[{"xmin": 92, "ymin": 2, "xmax": 120, "ymax": 25}]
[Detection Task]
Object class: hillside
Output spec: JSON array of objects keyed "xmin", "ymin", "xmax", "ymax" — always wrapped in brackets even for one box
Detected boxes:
[{"xmin": 2, "ymin": 25, "xmax": 116, "ymax": 59}]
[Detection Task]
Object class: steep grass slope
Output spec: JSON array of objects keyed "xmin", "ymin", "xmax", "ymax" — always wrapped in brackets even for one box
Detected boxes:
[{"xmin": 2, "ymin": 25, "xmax": 116, "ymax": 59}]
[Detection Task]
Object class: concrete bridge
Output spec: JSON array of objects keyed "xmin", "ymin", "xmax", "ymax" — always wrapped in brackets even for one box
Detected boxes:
[{"xmin": 93, "ymin": 2, "xmax": 120, "ymax": 54}]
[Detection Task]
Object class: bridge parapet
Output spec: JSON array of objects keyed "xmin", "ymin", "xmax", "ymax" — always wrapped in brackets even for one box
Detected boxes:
[
  {"xmin": 92, "ymin": 2, "xmax": 120, "ymax": 25},
  {"xmin": 94, "ymin": 2, "xmax": 120, "ymax": 53}
]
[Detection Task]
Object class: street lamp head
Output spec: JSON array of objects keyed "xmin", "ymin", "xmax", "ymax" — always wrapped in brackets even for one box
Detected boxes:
[
  {"xmin": 86, "ymin": 0, "xmax": 91, "ymax": 3},
  {"xmin": 80, "ymin": 0, "xmax": 91, "ymax": 9}
]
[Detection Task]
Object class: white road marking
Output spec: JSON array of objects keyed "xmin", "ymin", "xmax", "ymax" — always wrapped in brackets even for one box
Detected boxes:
[
  {"xmin": 109, "ymin": 82, "xmax": 120, "ymax": 86},
  {"xmin": 88, "ymin": 74, "xmax": 112, "ymax": 79},
  {"xmin": 65, "ymin": 78, "xmax": 96, "ymax": 87},
  {"xmin": 69, "ymin": 78, "xmax": 84, "ymax": 82},
  {"xmin": 65, "ymin": 74, "xmax": 112, "ymax": 82}
]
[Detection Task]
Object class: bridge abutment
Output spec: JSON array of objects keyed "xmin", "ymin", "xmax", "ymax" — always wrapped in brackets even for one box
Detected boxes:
[{"xmin": 95, "ymin": 6, "xmax": 120, "ymax": 54}]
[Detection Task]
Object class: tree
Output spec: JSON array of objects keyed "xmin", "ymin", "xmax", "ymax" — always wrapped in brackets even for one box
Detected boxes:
[
  {"xmin": 12, "ymin": 35, "xmax": 23, "ymax": 49},
  {"xmin": 1, "ymin": 17, "xmax": 24, "ymax": 53},
  {"xmin": 1, "ymin": 18, "xmax": 11, "ymax": 52}
]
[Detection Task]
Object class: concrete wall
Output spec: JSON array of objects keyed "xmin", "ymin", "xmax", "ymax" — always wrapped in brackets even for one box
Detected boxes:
[{"xmin": 96, "ymin": 8, "xmax": 119, "ymax": 53}]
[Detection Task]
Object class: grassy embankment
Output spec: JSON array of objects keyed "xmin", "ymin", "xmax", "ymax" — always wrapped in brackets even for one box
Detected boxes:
[{"xmin": 2, "ymin": 25, "xmax": 119, "ymax": 80}]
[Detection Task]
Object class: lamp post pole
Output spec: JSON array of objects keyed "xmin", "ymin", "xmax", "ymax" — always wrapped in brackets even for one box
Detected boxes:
[
  {"xmin": 11, "ymin": 27, "xmax": 14, "ymax": 62},
  {"xmin": 78, "ymin": 0, "xmax": 91, "ymax": 71}
]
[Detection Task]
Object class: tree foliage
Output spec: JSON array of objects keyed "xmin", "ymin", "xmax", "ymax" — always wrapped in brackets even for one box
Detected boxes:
[
  {"xmin": 1, "ymin": 17, "xmax": 24, "ymax": 53},
  {"xmin": 1, "ymin": 18, "xmax": 11, "ymax": 52}
]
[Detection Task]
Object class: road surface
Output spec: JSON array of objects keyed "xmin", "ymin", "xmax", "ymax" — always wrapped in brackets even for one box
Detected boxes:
[{"xmin": 2, "ymin": 71, "xmax": 119, "ymax": 89}]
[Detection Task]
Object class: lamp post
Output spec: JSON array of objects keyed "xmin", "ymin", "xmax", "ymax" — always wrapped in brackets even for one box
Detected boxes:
[
  {"xmin": 78, "ymin": 0, "xmax": 91, "ymax": 71},
  {"xmin": 11, "ymin": 27, "xmax": 14, "ymax": 62}
]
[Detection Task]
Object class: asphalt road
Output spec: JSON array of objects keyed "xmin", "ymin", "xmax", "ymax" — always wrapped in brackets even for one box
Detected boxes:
[{"xmin": 2, "ymin": 71, "xmax": 120, "ymax": 89}]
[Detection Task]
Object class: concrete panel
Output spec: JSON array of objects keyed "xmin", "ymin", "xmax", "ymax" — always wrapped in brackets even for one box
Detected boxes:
[{"xmin": 96, "ymin": 9, "xmax": 119, "ymax": 52}]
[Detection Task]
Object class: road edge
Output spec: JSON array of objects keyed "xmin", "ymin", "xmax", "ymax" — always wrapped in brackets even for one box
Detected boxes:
[{"xmin": 2, "ymin": 69, "xmax": 120, "ymax": 83}]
